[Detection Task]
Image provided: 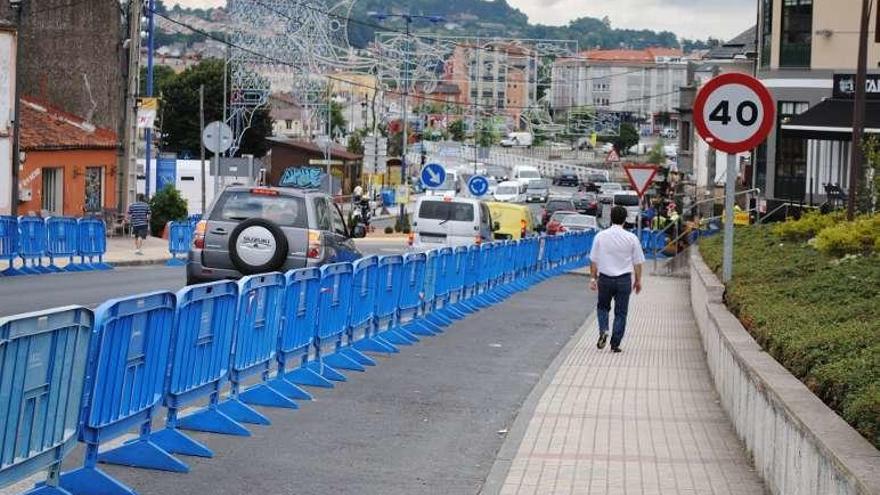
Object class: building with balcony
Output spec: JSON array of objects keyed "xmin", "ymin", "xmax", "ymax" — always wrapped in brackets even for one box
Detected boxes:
[
  {"xmin": 756, "ymin": 0, "xmax": 880, "ymax": 202},
  {"xmin": 550, "ymin": 48, "xmax": 688, "ymax": 121}
]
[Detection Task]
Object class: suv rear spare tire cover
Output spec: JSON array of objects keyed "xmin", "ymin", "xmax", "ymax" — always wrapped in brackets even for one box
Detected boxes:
[{"xmin": 228, "ymin": 218, "xmax": 289, "ymax": 274}]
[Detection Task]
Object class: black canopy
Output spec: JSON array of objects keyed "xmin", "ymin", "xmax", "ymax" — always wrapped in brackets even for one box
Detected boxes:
[{"xmin": 781, "ymin": 99, "xmax": 880, "ymax": 140}]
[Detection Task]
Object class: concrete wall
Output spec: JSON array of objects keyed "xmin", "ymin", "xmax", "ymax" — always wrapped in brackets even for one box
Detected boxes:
[{"xmin": 689, "ymin": 249, "xmax": 880, "ymax": 495}]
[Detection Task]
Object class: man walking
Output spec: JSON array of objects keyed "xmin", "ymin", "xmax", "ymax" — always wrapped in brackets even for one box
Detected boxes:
[
  {"xmin": 127, "ymin": 194, "xmax": 151, "ymax": 255},
  {"xmin": 589, "ymin": 205, "xmax": 645, "ymax": 352}
]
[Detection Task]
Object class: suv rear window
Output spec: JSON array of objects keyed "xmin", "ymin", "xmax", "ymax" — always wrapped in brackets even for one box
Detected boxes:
[
  {"xmin": 614, "ymin": 194, "xmax": 640, "ymax": 206},
  {"xmin": 210, "ymin": 191, "xmax": 308, "ymax": 228},
  {"xmin": 546, "ymin": 200, "xmax": 574, "ymax": 211},
  {"xmin": 419, "ymin": 201, "xmax": 475, "ymax": 222}
]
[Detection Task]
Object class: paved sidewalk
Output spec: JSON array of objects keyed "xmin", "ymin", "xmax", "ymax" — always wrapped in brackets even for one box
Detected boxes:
[{"xmin": 494, "ymin": 274, "xmax": 764, "ymax": 495}]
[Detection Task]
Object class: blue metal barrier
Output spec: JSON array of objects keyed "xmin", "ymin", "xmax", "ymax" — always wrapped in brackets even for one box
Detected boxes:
[
  {"xmin": 217, "ymin": 272, "xmax": 294, "ymax": 426},
  {"xmin": 60, "ymin": 291, "xmax": 182, "ymax": 495},
  {"xmin": 0, "ymin": 307, "xmax": 93, "ymax": 495},
  {"xmin": 460, "ymin": 245, "xmax": 482, "ymax": 312},
  {"xmin": 187, "ymin": 214, "xmax": 202, "ymax": 230},
  {"xmin": 447, "ymin": 246, "xmax": 472, "ymax": 314},
  {"xmin": 46, "ymin": 217, "xmax": 81, "ymax": 272},
  {"xmin": 167, "ymin": 221, "xmax": 193, "ymax": 266},
  {"xmin": 150, "ymin": 281, "xmax": 248, "ymax": 456},
  {"xmin": 277, "ymin": 267, "xmax": 329, "ymax": 392},
  {"xmin": 313, "ymin": 262, "xmax": 363, "ymax": 378},
  {"xmin": 351, "ymin": 256, "xmax": 398, "ymax": 355},
  {"xmin": 18, "ymin": 217, "xmax": 51, "ymax": 274},
  {"xmin": 77, "ymin": 218, "xmax": 111, "ymax": 270},
  {"xmin": 396, "ymin": 252, "xmax": 434, "ymax": 337},
  {"xmin": 373, "ymin": 255, "xmax": 417, "ymax": 346},
  {"xmin": 0, "ymin": 216, "xmax": 20, "ymax": 276}
]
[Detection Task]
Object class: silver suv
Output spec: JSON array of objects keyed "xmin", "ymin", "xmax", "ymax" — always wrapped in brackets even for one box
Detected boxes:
[{"xmin": 186, "ymin": 186, "xmax": 364, "ymax": 285}]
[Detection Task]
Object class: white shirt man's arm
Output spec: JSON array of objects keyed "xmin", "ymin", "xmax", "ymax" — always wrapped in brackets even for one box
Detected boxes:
[
  {"xmin": 632, "ymin": 235, "xmax": 646, "ymax": 293},
  {"xmin": 589, "ymin": 235, "xmax": 601, "ymax": 291}
]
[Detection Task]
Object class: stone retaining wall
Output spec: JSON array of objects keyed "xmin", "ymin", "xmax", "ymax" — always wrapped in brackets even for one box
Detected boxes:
[{"xmin": 689, "ymin": 249, "xmax": 880, "ymax": 495}]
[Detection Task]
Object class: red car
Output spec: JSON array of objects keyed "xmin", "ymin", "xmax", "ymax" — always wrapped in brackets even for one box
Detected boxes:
[{"xmin": 545, "ymin": 211, "xmax": 578, "ymax": 235}]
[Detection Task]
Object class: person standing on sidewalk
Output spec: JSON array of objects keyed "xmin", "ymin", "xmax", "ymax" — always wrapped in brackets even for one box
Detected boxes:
[
  {"xmin": 127, "ymin": 194, "xmax": 151, "ymax": 255},
  {"xmin": 589, "ymin": 206, "xmax": 645, "ymax": 352}
]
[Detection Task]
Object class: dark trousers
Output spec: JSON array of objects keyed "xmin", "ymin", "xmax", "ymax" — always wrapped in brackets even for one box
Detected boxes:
[{"xmin": 597, "ymin": 273, "xmax": 632, "ymax": 348}]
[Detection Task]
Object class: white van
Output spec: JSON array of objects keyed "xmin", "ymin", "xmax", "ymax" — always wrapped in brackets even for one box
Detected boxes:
[
  {"xmin": 492, "ymin": 180, "xmax": 526, "ymax": 203},
  {"xmin": 500, "ymin": 132, "xmax": 534, "ymax": 147},
  {"xmin": 613, "ymin": 191, "xmax": 641, "ymax": 226},
  {"xmin": 425, "ymin": 170, "xmax": 461, "ymax": 197},
  {"xmin": 411, "ymin": 197, "xmax": 494, "ymax": 249},
  {"xmin": 512, "ymin": 166, "xmax": 542, "ymax": 186}
]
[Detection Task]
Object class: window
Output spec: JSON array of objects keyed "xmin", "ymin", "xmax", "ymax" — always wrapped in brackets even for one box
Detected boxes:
[
  {"xmin": 84, "ymin": 167, "xmax": 104, "ymax": 213},
  {"xmin": 760, "ymin": 0, "xmax": 773, "ymax": 67},
  {"xmin": 285, "ymin": 119, "xmax": 292, "ymax": 130},
  {"xmin": 775, "ymin": 101, "xmax": 810, "ymax": 200},
  {"xmin": 418, "ymin": 201, "xmax": 475, "ymax": 222},
  {"xmin": 313, "ymin": 197, "xmax": 333, "ymax": 231},
  {"xmin": 330, "ymin": 203, "xmax": 347, "ymax": 236},
  {"xmin": 41, "ymin": 168, "xmax": 63, "ymax": 215},
  {"xmin": 681, "ymin": 121, "xmax": 691, "ymax": 151},
  {"xmin": 210, "ymin": 192, "xmax": 307, "ymax": 227},
  {"xmin": 780, "ymin": 0, "xmax": 813, "ymax": 67}
]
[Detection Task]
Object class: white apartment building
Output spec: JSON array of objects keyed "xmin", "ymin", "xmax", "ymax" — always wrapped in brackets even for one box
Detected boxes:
[{"xmin": 551, "ymin": 48, "xmax": 688, "ymax": 119}]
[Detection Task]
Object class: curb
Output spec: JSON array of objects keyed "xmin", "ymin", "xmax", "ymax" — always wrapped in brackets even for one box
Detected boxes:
[
  {"xmin": 109, "ymin": 257, "xmax": 174, "ymax": 268},
  {"xmin": 479, "ymin": 305, "xmax": 596, "ymax": 494}
]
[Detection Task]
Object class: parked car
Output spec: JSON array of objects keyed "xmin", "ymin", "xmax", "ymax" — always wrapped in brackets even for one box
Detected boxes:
[
  {"xmin": 486, "ymin": 201, "xmax": 536, "ymax": 240},
  {"xmin": 541, "ymin": 197, "xmax": 577, "ymax": 226},
  {"xmin": 187, "ymin": 186, "xmax": 364, "ymax": 285},
  {"xmin": 558, "ymin": 214, "xmax": 599, "ymax": 233},
  {"xmin": 425, "ymin": 170, "xmax": 461, "ymax": 197},
  {"xmin": 553, "ymin": 172, "xmax": 580, "ymax": 187},
  {"xmin": 572, "ymin": 191, "xmax": 598, "ymax": 215},
  {"xmin": 411, "ymin": 197, "xmax": 495, "ymax": 248},
  {"xmin": 628, "ymin": 142, "xmax": 651, "ymax": 155},
  {"xmin": 613, "ymin": 191, "xmax": 641, "ymax": 227},
  {"xmin": 597, "ymin": 182, "xmax": 624, "ymax": 203},
  {"xmin": 545, "ymin": 210, "xmax": 578, "ymax": 235},
  {"xmin": 660, "ymin": 127, "xmax": 677, "ymax": 138},
  {"xmin": 500, "ymin": 131, "xmax": 533, "ymax": 147},
  {"xmin": 663, "ymin": 143, "xmax": 679, "ymax": 158},
  {"xmin": 526, "ymin": 179, "xmax": 550, "ymax": 203},
  {"xmin": 485, "ymin": 176, "xmax": 499, "ymax": 196},
  {"xmin": 493, "ymin": 180, "xmax": 526, "ymax": 203},
  {"xmin": 512, "ymin": 165, "xmax": 542, "ymax": 186},
  {"xmin": 581, "ymin": 173, "xmax": 609, "ymax": 193},
  {"xmin": 485, "ymin": 165, "xmax": 509, "ymax": 182}
]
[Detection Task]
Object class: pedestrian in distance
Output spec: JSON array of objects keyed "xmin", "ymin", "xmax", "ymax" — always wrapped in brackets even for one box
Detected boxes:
[
  {"xmin": 589, "ymin": 205, "xmax": 646, "ymax": 353},
  {"xmin": 127, "ymin": 194, "xmax": 151, "ymax": 255}
]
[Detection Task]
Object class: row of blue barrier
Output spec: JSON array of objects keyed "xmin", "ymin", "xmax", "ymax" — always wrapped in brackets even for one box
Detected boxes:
[
  {"xmin": 0, "ymin": 216, "xmax": 111, "ymax": 276},
  {"xmin": 0, "ymin": 231, "xmax": 593, "ymax": 495}
]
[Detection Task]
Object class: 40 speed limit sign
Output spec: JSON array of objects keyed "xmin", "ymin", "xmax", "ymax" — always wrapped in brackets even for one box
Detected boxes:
[{"xmin": 693, "ymin": 73, "xmax": 775, "ymax": 154}]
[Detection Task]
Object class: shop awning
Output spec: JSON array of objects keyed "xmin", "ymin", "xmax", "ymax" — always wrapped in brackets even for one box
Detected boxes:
[{"xmin": 781, "ymin": 99, "xmax": 880, "ymax": 140}]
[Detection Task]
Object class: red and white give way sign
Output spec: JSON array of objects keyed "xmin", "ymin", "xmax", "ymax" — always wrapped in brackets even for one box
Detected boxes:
[{"xmin": 693, "ymin": 73, "xmax": 775, "ymax": 154}]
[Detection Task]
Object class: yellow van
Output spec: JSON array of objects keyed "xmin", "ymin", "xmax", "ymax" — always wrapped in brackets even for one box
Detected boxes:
[{"xmin": 486, "ymin": 201, "xmax": 536, "ymax": 240}]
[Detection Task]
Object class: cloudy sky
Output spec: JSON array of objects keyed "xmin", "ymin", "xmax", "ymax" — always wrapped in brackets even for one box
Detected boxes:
[{"xmin": 167, "ymin": 0, "xmax": 755, "ymax": 40}]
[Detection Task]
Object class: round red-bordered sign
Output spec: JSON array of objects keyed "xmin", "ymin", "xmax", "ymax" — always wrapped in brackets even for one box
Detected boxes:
[{"xmin": 693, "ymin": 73, "xmax": 775, "ymax": 154}]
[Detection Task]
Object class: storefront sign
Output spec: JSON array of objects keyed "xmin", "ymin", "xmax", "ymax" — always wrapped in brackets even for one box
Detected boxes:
[{"xmin": 833, "ymin": 74, "xmax": 880, "ymax": 100}]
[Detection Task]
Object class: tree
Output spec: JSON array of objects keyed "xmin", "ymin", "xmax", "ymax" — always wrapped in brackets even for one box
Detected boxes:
[
  {"xmin": 156, "ymin": 59, "xmax": 272, "ymax": 158},
  {"xmin": 611, "ymin": 123, "xmax": 639, "ymax": 154},
  {"xmin": 330, "ymin": 100, "xmax": 347, "ymax": 136},
  {"xmin": 647, "ymin": 141, "xmax": 665, "ymax": 165},
  {"xmin": 149, "ymin": 184, "xmax": 188, "ymax": 236},
  {"xmin": 347, "ymin": 128, "xmax": 366, "ymax": 155},
  {"xmin": 476, "ymin": 118, "xmax": 500, "ymax": 147},
  {"xmin": 448, "ymin": 119, "xmax": 466, "ymax": 141}
]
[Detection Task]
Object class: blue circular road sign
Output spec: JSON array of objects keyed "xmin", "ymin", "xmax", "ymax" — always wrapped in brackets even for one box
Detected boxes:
[
  {"xmin": 421, "ymin": 163, "xmax": 447, "ymax": 189},
  {"xmin": 467, "ymin": 175, "xmax": 490, "ymax": 197}
]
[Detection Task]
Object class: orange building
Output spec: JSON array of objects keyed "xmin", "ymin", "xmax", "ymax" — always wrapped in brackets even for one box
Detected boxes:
[{"xmin": 17, "ymin": 97, "xmax": 118, "ymax": 217}]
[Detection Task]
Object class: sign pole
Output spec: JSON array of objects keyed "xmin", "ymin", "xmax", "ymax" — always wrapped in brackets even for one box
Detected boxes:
[{"xmin": 722, "ymin": 152, "xmax": 736, "ymax": 282}]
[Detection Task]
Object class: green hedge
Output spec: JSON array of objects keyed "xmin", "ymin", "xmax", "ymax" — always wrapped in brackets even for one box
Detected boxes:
[{"xmin": 701, "ymin": 227, "xmax": 880, "ymax": 448}]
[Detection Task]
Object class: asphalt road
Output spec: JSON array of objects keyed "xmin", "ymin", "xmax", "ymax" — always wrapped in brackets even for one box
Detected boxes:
[
  {"xmin": 77, "ymin": 273, "xmax": 593, "ymax": 495},
  {"xmin": 0, "ymin": 238, "xmax": 409, "ymax": 317}
]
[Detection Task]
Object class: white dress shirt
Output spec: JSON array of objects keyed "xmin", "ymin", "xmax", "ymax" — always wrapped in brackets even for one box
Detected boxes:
[{"xmin": 589, "ymin": 225, "xmax": 646, "ymax": 277}]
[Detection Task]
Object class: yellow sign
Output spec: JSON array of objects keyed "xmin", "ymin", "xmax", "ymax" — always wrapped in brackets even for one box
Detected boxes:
[
  {"xmin": 734, "ymin": 211, "xmax": 750, "ymax": 225},
  {"xmin": 136, "ymin": 97, "xmax": 159, "ymax": 129},
  {"xmin": 590, "ymin": 132, "xmax": 598, "ymax": 148}
]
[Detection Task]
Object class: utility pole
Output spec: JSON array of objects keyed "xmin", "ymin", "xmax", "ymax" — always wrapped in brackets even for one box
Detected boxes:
[
  {"xmin": 199, "ymin": 84, "xmax": 206, "ymax": 214},
  {"xmin": 9, "ymin": 0, "xmax": 23, "ymax": 217},
  {"xmin": 847, "ymin": 0, "xmax": 872, "ymax": 220},
  {"xmin": 144, "ymin": 0, "xmax": 155, "ymax": 199},
  {"xmin": 118, "ymin": 0, "xmax": 142, "ymax": 213}
]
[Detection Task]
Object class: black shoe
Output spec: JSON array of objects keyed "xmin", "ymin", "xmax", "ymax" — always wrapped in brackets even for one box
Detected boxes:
[
  {"xmin": 611, "ymin": 346, "xmax": 622, "ymax": 353},
  {"xmin": 597, "ymin": 333, "xmax": 608, "ymax": 349}
]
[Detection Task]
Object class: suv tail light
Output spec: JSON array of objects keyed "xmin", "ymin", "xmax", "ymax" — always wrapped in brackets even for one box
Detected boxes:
[
  {"xmin": 307, "ymin": 230, "xmax": 323, "ymax": 259},
  {"xmin": 193, "ymin": 220, "xmax": 207, "ymax": 249},
  {"xmin": 474, "ymin": 235, "xmax": 482, "ymax": 246},
  {"xmin": 250, "ymin": 187, "xmax": 279, "ymax": 196},
  {"xmin": 407, "ymin": 232, "xmax": 414, "ymax": 246}
]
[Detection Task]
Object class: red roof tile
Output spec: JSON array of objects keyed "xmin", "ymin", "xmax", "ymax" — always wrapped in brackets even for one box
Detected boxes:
[
  {"xmin": 582, "ymin": 47, "xmax": 684, "ymax": 63},
  {"xmin": 20, "ymin": 97, "xmax": 118, "ymax": 152}
]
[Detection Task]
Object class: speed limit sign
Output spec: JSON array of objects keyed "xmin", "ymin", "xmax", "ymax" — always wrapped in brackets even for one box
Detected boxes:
[{"xmin": 693, "ymin": 73, "xmax": 775, "ymax": 154}]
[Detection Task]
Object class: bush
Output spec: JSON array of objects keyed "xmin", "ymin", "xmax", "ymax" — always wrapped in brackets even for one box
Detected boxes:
[
  {"xmin": 772, "ymin": 210, "xmax": 844, "ymax": 241},
  {"xmin": 401, "ymin": 226, "xmax": 411, "ymax": 234},
  {"xmin": 384, "ymin": 226, "xmax": 394, "ymax": 234},
  {"xmin": 814, "ymin": 214, "xmax": 880, "ymax": 257},
  {"xmin": 700, "ymin": 227, "xmax": 880, "ymax": 448},
  {"xmin": 149, "ymin": 185, "xmax": 188, "ymax": 237}
]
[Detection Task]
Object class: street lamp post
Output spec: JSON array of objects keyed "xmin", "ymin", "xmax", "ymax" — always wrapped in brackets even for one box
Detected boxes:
[
  {"xmin": 144, "ymin": 0, "xmax": 156, "ymax": 199},
  {"xmin": 9, "ymin": 0, "xmax": 23, "ymax": 217},
  {"xmin": 369, "ymin": 12, "xmax": 444, "ymax": 223}
]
